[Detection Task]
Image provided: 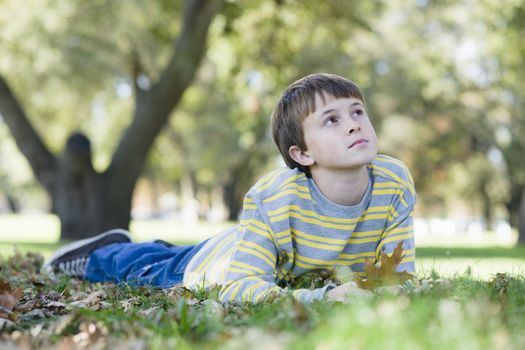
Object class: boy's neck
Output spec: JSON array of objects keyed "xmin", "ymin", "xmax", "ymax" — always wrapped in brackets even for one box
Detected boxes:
[{"xmin": 309, "ymin": 166, "xmax": 370, "ymax": 206}]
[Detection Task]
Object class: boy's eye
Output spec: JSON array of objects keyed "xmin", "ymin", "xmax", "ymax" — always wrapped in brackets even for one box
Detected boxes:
[
  {"xmin": 352, "ymin": 109, "xmax": 363, "ymax": 118},
  {"xmin": 324, "ymin": 116, "xmax": 338, "ymax": 126}
]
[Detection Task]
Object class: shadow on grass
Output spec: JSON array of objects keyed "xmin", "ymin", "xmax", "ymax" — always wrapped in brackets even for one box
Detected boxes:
[{"xmin": 417, "ymin": 246, "xmax": 525, "ymax": 259}]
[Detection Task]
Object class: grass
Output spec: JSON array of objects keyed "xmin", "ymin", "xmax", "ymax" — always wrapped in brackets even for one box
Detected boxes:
[
  {"xmin": 1, "ymin": 214, "xmax": 525, "ymax": 348},
  {"xmin": 1, "ymin": 253, "xmax": 524, "ymax": 349}
]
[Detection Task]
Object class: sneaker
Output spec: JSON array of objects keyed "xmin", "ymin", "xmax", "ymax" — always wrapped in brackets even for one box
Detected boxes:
[{"xmin": 43, "ymin": 228, "xmax": 132, "ymax": 277}]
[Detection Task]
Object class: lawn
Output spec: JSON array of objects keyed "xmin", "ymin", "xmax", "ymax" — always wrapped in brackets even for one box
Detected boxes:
[
  {"xmin": 1, "ymin": 214, "xmax": 525, "ymax": 349},
  {"xmin": 1, "ymin": 213, "xmax": 524, "ymax": 279},
  {"xmin": 1, "ymin": 250, "xmax": 524, "ymax": 349}
]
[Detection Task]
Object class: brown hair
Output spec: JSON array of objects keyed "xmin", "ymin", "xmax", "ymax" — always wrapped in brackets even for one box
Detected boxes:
[{"xmin": 270, "ymin": 73, "xmax": 365, "ymax": 176}]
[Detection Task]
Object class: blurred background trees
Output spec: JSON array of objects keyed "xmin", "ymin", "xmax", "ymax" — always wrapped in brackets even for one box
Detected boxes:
[{"xmin": 0, "ymin": 0, "xmax": 523, "ymax": 243}]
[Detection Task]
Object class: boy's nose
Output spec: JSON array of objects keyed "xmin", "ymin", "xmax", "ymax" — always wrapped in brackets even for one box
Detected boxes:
[{"xmin": 347, "ymin": 124, "xmax": 361, "ymax": 134}]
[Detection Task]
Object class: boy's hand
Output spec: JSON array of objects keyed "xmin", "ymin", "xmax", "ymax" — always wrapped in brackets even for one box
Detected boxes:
[{"xmin": 325, "ymin": 281, "xmax": 373, "ymax": 302}]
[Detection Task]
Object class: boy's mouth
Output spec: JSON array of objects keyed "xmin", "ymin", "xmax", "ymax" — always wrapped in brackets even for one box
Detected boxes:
[{"xmin": 349, "ymin": 139, "xmax": 368, "ymax": 148}]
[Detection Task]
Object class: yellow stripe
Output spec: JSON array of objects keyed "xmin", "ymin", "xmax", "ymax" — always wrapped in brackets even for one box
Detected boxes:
[
  {"xmin": 195, "ymin": 234, "xmax": 236, "ymax": 273},
  {"xmin": 271, "ymin": 211, "xmax": 357, "ymax": 230},
  {"xmin": 243, "ymin": 280, "xmax": 267, "ymax": 300},
  {"xmin": 256, "ymin": 168, "xmax": 290, "ymax": 192},
  {"xmin": 388, "ymin": 206, "xmax": 399, "ymax": 221},
  {"xmin": 275, "ymin": 230, "xmax": 290, "ymax": 239},
  {"xmin": 376, "ymin": 234, "xmax": 413, "ymax": 258},
  {"xmin": 294, "ymin": 259, "xmax": 333, "ymax": 270},
  {"xmin": 239, "ymin": 240, "xmax": 275, "ymax": 263},
  {"xmin": 268, "ymin": 204, "xmax": 390, "ymax": 218},
  {"xmin": 212, "ymin": 250, "xmax": 234, "ymax": 280},
  {"xmin": 373, "ymin": 163, "xmax": 415, "ymax": 197},
  {"xmin": 275, "ymin": 173, "xmax": 306, "ymax": 190},
  {"xmin": 263, "ymin": 188, "xmax": 312, "ymax": 204},
  {"xmin": 400, "ymin": 248, "xmax": 416, "ymax": 258},
  {"xmin": 387, "ymin": 225, "xmax": 413, "ymax": 236},
  {"xmin": 268, "ymin": 205, "xmax": 390, "ymax": 230},
  {"xmin": 372, "ymin": 189, "xmax": 402, "ymax": 196},
  {"xmin": 400, "ymin": 194, "xmax": 407, "ymax": 207},
  {"xmin": 296, "ymin": 254, "xmax": 335, "ymax": 266},
  {"xmin": 338, "ymin": 251, "xmax": 376, "ymax": 260},
  {"xmin": 229, "ymin": 283, "xmax": 242, "ymax": 300},
  {"xmin": 292, "ymin": 235, "xmax": 344, "ymax": 252},
  {"xmin": 218, "ymin": 248, "xmax": 236, "ymax": 281},
  {"xmin": 244, "ymin": 222, "xmax": 273, "ymax": 241},
  {"xmin": 281, "ymin": 182, "xmax": 310, "ymax": 194},
  {"xmin": 376, "ymin": 156, "xmax": 412, "ymax": 185},
  {"xmin": 334, "ymin": 257, "xmax": 370, "ymax": 265},
  {"xmin": 269, "ymin": 205, "xmax": 359, "ymax": 224},
  {"xmin": 238, "ymin": 245, "xmax": 275, "ymax": 268},
  {"xmin": 243, "ymin": 203, "xmax": 256, "ymax": 210},
  {"xmin": 249, "ymin": 218, "xmax": 269, "ymax": 232},
  {"xmin": 374, "ymin": 182, "xmax": 404, "ymax": 189},
  {"xmin": 348, "ymin": 235, "xmax": 385, "ymax": 244},
  {"xmin": 291, "ymin": 228, "xmax": 348, "ymax": 245},
  {"xmin": 276, "ymin": 235, "xmax": 292, "ymax": 246},
  {"xmin": 401, "ymin": 255, "xmax": 415, "ymax": 264},
  {"xmin": 350, "ymin": 229, "xmax": 383, "ymax": 238},
  {"xmin": 230, "ymin": 260, "xmax": 266, "ymax": 275}
]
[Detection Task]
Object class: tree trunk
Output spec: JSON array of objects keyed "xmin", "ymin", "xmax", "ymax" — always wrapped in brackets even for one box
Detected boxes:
[
  {"xmin": 51, "ymin": 133, "xmax": 134, "ymax": 240},
  {"xmin": 480, "ymin": 181, "xmax": 493, "ymax": 231},
  {"xmin": 0, "ymin": 0, "xmax": 222, "ymax": 240},
  {"xmin": 6, "ymin": 195, "xmax": 20, "ymax": 213},
  {"xmin": 518, "ymin": 188, "xmax": 525, "ymax": 245},
  {"xmin": 223, "ymin": 175, "xmax": 244, "ymax": 221},
  {"xmin": 52, "ymin": 173, "xmax": 133, "ymax": 240},
  {"xmin": 504, "ymin": 182, "xmax": 524, "ymax": 245},
  {"xmin": 222, "ymin": 149, "xmax": 271, "ymax": 221}
]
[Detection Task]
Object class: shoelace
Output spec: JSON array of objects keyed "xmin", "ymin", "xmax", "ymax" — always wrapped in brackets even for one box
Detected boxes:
[{"xmin": 58, "ymin": 257, "xmax": 88, "ymax": 277}]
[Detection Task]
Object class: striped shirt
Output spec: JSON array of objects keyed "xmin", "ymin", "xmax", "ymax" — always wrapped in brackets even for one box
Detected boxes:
[{"xmin": 183, "ymin": 154, "xmax": 416, "ymax": 303}]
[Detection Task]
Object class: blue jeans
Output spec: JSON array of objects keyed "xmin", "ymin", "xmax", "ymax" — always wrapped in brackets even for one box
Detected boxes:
[{"xmin": 84, "ymin": 240, "xmax": 208, "ymax": 288}]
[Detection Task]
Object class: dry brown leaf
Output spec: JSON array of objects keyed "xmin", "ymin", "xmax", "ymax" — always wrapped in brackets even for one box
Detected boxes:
[
  {"xmin": 0, "ymin": 279, "xmax": 23, "ymax": 320},
  {"xmin": 69, "ymin": 290, "xmax": 106, "ymax": 309},
  {"xmin": 355, "ymin": 242, "xmax": 415, "ymax": 290}
]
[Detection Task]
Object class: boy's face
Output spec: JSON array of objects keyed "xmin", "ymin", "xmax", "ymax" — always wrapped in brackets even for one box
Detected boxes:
[{"xmin": 290, "ymin": 93, "xmax": 378, "ymax": 172}]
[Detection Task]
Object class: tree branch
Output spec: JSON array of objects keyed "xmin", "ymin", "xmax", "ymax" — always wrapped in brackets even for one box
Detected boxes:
[
  {"xmin": 0, "ymin": 75, "xmax": 57, "ymax": 192},
  {"xmin": 107, "ymin": 0, "xmax": 223, "ymax": 189}
]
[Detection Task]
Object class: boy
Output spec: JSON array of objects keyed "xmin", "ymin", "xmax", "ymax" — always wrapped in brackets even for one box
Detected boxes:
[{"xmin": 45, "ymin": 73, "xmax": 416, "ymax": 303}]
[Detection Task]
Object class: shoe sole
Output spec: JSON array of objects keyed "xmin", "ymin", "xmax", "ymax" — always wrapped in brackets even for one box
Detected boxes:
[{"xmin": 43, "ymin": 228, "xmax": 132, "ymax": 271}]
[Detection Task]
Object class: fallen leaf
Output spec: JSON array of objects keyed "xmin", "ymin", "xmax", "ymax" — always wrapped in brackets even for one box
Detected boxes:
[
  {"xmin": 69, "ymin": 290, "xmax": 106, "ymax": 309},
  {"xmin": 489, "ymin": 273, "xmax": 510, "ymax": 305},
  {"xmin": 354, "ymin": 242, "xmax": 415, "ymax": 290},
  {"xmin": 0, "ymin": 279, "xmax": 23, "ymax": 320},
  {"xmin": 14, "ymin": 299, "xmax": 37, "ymax": 313},
  {"xmin": 25, "ymin": 308, "xmax": 47, "ymax": 319},
  {"xmin": 120, "ymin": 297, "xmax": 140, "ymax": 313}
]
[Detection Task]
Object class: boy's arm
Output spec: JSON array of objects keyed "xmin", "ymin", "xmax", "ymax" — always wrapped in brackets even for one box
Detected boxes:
[
  {"xmin": 376, "ymin": 173, "xmax": 417, "ymax": 272},
  {"xmin": 219, "ymin": 193, "xmax": 333, "ymax": 304}
]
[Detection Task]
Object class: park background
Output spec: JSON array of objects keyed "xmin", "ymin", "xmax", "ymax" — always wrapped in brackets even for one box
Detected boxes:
[{"xmin": 1, "ymin": 0, "xmax": 524, "ymax": 279}]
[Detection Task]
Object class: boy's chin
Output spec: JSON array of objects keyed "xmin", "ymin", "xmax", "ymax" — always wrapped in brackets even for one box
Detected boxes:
[{"xmin": 351, "ymin": 151, "xmax": 377, "ymax": 167}]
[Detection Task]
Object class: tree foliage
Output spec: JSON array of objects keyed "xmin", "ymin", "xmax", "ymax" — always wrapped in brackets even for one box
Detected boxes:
[{"xmin": 0, "ymin": 0, "xmax": 524, "ymax": 241}]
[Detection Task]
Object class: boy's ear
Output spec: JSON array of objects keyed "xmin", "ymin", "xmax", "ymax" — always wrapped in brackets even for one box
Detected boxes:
[{"xmin": 288, "ymin": 145, "xmax": 315, "ymax": 166}]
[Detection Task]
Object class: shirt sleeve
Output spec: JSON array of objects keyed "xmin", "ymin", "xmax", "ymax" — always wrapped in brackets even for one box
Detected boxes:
[
  {"xmin": 219, "ymin": 192, "xmax": 334, "ymax": 304},
  {"xmin": 375, "ymin": 169, "xmax": 416, "ymax": 273}
]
